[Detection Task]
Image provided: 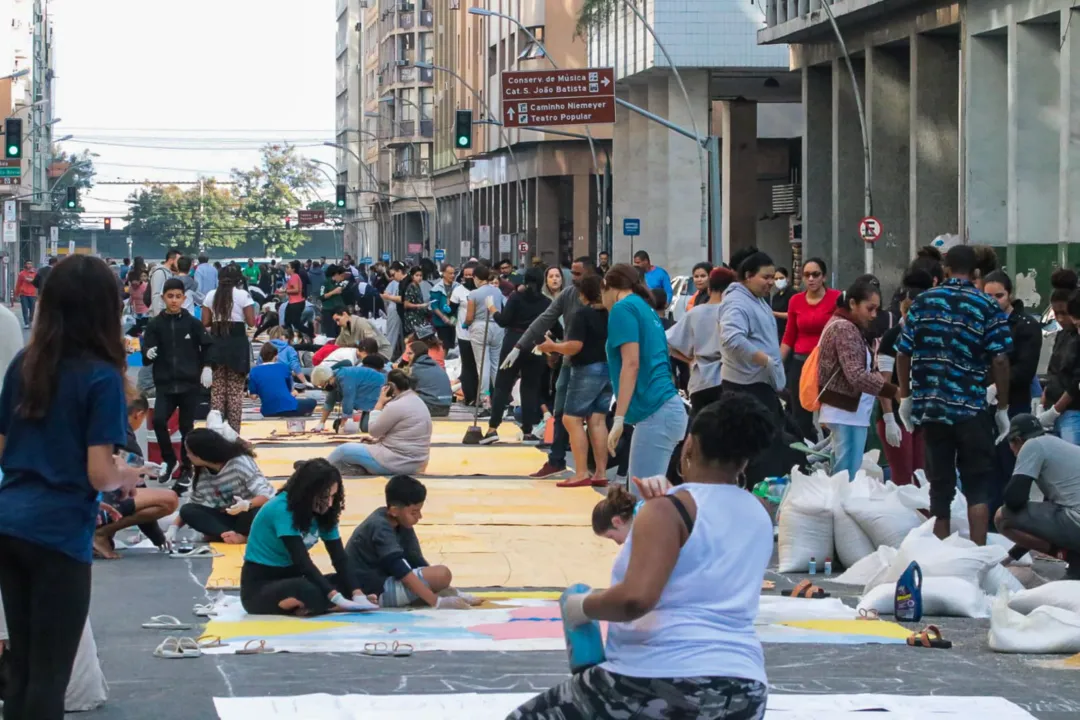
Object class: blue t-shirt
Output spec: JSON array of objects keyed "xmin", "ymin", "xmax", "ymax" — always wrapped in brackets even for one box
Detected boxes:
[
  {"xmin": 0, "ymin": 353, "xmax": 127, "ymax": 563},
  {"xmin": 644, "ymin": 266, "xmax": 673, "ymax": 303},
  {"xmin": 606, "ymin": 293, "xmax": 677, "ymax": 424},
  {"xmin": 248, "ymin": 362, "xmax": 298, "ymax": 416},
  {"xmin": 244, "ymin": 491, "xmax": 341, "ymax": 568},
  {"xmin": 337, "ymin": 365, "xmax": 388, "ymax": 415}
]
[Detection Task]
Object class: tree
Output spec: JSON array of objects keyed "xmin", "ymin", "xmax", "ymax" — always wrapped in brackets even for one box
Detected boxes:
[
  {"xmin": 576, "ymin": 0, "xmax": 625, "ymax": 36},
  {"xmin": 49, "ymin": 148, "xmax": 96, "ymax": 230},
  {"xmin": 231, "ymin": 144, "xmax": 320, "ymax": 257},
  {"xmin": 124, "ymin": 180, "xmax": 245, "ymax": 254}
]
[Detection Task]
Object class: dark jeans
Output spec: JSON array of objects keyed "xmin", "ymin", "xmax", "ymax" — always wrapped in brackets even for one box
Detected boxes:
[
  {"xmin": 922, "ymin": 413, "xmax": 997, "ymax": 518},
  {"xmin": 180, "ymin": 504, "xmax": 260, "ymax": 538},
  {"xmin": 458, "ymin": 337, "xmax": 479, "ymax": 405},
  {"xmin": 284, "ymin": 301, "xmax": 312, "ymax": 339},
  {"xmin": 721, "ymin": 380, "xmax": 786, "ymax": 488},
  {"xmin": 240, "ymin": 562, "xmax": 350, "ymax": 616},
  {"xmin": 786, "ymin": 353, "xmax": 817, "ymax": 441},
  {"xmin": 18, "ymin": 295, "xmax": 35, "ymax": 326},
  {"xmin": 252, "ymin": 314, "xmax": 278, "ymax": 341},
  {"xmin": 321, "ymin": 310, "xmax": 340, "ymax": 340},
  {"xmin": 0, "ymin": 534, "xmax": 92, "ymax": 720},
  {"xmin": 264, "ymin": 397, "xmax": 318, "ymax": 417},
  {"xmin": 490, "ymin": 345, "xmax": 545, "ymax": 433},
  {"xmin": 436, "ymin": 324, "xmax": 456, "ymax": 350},
  {"xmin": 153, "ymin": 390, "xmax": 199, "ymax": 471},
  {"xmin": 689, "ymin": 384, "xmax": 723, "ymax": 417}
]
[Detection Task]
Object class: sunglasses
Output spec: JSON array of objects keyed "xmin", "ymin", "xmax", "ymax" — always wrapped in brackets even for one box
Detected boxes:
[{"xmin": 803, "ymin": 271, "xmax": 823, "ymax": 279}]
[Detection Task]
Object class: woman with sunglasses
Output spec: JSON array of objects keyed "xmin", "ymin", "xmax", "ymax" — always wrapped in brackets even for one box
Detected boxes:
[{"xmin": 780, "ymin": 258, "xmax": 840, "ymax": 441}]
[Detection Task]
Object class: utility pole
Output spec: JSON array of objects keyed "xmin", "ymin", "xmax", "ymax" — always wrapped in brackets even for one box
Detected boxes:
[{"xmin": 196, "ymin": 176, "xmax": 204, "ymax": 253}]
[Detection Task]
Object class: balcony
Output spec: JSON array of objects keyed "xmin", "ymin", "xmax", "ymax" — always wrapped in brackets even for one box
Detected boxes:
[
  {"xmin": 392, "ymin": 159, "xmax": 431, "ymax": 179},
  {"xmin": 398, "ymin": 12, "xmax": 414, "ymax": 30},
  {"xmin": 397, "ymin": 65, "xmax": 416, "ymax": 83},
  {"xmin": 758, "ymin": 0, "xmax": 913, "ymax": 44},
  {"xmin": 385, "ymin": 119, "xmax": 416, "ymax": 146}
]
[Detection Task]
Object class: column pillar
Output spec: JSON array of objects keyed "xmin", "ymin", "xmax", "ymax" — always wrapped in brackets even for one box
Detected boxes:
[
  {"xmin": 866, "ymin": 44, "xmax": 910, "ymax": 290},
  {"xmin": 832, "ymin": 56, "xmax": 866, "ymax": 287},
  {"xmin": 645, "ymin": 75, "xmax": 671, "ymax": 268},
  {"xmin": 803, "ymin": 65, "xmax": 833, "ymax": 276},
  {"xmin": 662, "ymin": 69, "xmax": 711, "ymax": 277},
  {"xmin": 535, "ymin": 176, "xmax": 560, "ymax": 266},
  {"xmin": 966, "ymin": 32, "xmax": 1008, "ymax": 250},
  {"xmin": 720, "ymin": 99, "xmax": 758, "ymax": 261},
  {"xmin": 1063, "ymin": 8, "xmax": 1080, "ymax": 247},
  {"xmin": 572, "ymin": 174, "xmax": 592, "ymax": 259},
  {"xmin": 612, "ymin": 82, "xmax": 648, "ymax": 264}
]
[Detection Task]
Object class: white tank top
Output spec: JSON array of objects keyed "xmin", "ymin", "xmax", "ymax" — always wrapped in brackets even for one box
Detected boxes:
[{"xmin": 601, "ymin": 483, "xmax": 772, "ymax": 683}]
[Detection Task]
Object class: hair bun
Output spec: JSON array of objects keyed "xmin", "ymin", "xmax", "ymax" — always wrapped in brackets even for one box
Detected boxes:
[{"xmin": 1052, "ymin": 268, "xmax": 1078, "ymax": 291}]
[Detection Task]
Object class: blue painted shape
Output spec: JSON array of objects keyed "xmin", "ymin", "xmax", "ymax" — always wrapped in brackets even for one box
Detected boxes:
[
  {"xmin": 433, "ymin": 248, "xmax": 446, "ymax": 261},
  {"xmin": 623, "ymin": 218, "xmax": 641, "ymax": 236}
]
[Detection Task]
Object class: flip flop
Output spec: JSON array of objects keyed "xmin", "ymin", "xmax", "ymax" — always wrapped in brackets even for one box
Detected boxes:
[
  {"xmin": 193, "ymin": 603, "xmax": 218, "ymax": 617},
  {"xmin": 142, "ymin": 615, "xmax": 193, "ymax": 630},
  {"xmin": 857, "ymin": 608, "xmax": 881, "ymax": 621},
  {"xmin": 390, "ymin": 641, "xmax": 414, "ymax": 657},
  {"xmin": 235, "ymin": 639, "xmax": 275, "ymax": 655},
  {"xmin": 170, "ymin": 545, "xmax": 223, "ymax": 559},
  {"xmin": 761, "ymin": 580, "xmax": 776, "ymax": 591},
  {"xmin": 362, "ymin": 642, "xmax": 390, "ymax": 657},
  {"xmin": 196, "ymin": 634, "xmax": 228, "ymax": 649},
  {"xmin": 781, "ymin": 579, "xmax": 830, "ymax": 599},
  {"xmin": 153, "ymin": 636, "xmax": 202, "ymax": 659},
  {"xmin": 907, "ymin": 625, "xmax": 952, "ymax": 649}
]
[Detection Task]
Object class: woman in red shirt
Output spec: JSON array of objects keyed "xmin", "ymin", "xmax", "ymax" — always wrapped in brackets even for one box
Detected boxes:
[
  {"xmin": 14, "ymin": 261, "xmax": 37, "ymax": 329},
  {"xmin": 282, "ymin": 261, "xmax": 311, "ymax": 341},
  {"xmin": 780, "ymin": 257, "xmax": 840, "ymax": 441}
]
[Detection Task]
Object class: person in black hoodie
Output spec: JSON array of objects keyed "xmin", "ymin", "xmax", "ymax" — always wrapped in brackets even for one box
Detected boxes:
[
  {"xmin": 1037, "ymin": 269, "xmax": 1080, "ymax": 445},
  {"xmin": 142, "ymin": 278, "xmax": 213, "ymax": 493},
  {"xmin": 479, "ymin": 267, "xmax": 551, "ymax": 445}
]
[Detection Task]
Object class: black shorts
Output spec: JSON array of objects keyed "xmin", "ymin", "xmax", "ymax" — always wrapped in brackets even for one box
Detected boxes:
[
  {"xmin": 1000, "ymin": 503, "xmax": 1080, "ymax": 552},
  {"xmin": 922, "ymin": 413, "xmax": 997, "ymax": 517}
]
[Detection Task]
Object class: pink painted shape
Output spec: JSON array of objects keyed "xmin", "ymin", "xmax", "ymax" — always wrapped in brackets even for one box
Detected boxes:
[{"xmin": 467, "ymin": 605, "xmax": 607, "ymax": 642}]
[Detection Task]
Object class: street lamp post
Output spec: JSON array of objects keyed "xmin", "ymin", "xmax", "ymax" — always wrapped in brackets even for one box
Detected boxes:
[
  {"xmin": 323, "ymin": 142, "xmax": 397, "ymax": 254},
  {"xmin": 414, "ymin": 61, "xmax": 527, "ymax": 256},
  {"xmin": 378, "ymin": 95, "xmax": 433, "ymax": 253}
]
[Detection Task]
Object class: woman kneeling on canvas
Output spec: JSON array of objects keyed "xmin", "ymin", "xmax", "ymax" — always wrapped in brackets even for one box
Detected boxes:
[
  {"xmin": 240, "ymin": 459, "xmax": 376, "ymax": 616},
  {"xmin": 508, "ymin": 394, "xmax": 776, "ymax": 720}
]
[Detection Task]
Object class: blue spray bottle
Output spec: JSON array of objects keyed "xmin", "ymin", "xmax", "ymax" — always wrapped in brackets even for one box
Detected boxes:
[
  {"xmin": 560, "ymin": 583, "xmax": 606, "ymax": 673},
  {"xmin": 894, "ymin": 561, "xmax": 923, "ymax": 623}
]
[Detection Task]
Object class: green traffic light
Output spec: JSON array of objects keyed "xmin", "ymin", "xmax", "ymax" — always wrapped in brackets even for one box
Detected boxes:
[
  {"xmin": 457, "ymin": 136, "xmax": 468, "ymax": 147},
  {"xmin": 6, "ymin": 145, "xmax": 18, "ymax": 157}
]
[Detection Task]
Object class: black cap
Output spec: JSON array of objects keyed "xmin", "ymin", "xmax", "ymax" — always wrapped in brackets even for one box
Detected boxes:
[{"xmin": 1007, "ymin": 413, "xmax": 1045, "ymax": 442}]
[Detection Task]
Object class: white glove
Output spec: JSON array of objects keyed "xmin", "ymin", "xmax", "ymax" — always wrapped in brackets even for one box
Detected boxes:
[
  {"xmin": 436, "ymin": 595, "xmax": 471, "ymax": 610},
  {"xmin": 500, "ymin": 346, "xmax": 521, "ymax": 370},
  {"xmin": 1038, "ymin": 405, "xmax": 1061, "ymax": 430},
  {"xmin": 898, "ymin": 396, "xmax": 915, "ymax": 434},
  {"xmin": 329, "ymin": 592, "xmax": 377, "ymax": 612},
  {"xmin": 542, "ymin": 411, "xmax": 552, "ymax": 425},
  {"xmin": 200, "ymin": 367, "xmax": 213, "ymax": 388},
  {"xmin": 883, "ymin": 413, "xmax": 903, "ymax": 448},
  {"xmin": 484, "ymin": 296, "xmax": 497, "ymax": 311},
  {"xmin": 1032, "ymin": 397, "xmax": 1044, "ymax": 416},
  {"xmin": 145, "ymin": 346, "xmax": 158, "ymax": 361},
  {"xmin": 607, "ymin": 416, "xmax": 625, "ymax": 457},
  {"xmin": 226, "ymin": 496, "xmax": 251, "ymax": 516},
  {"xmin": 561, "ymin": 592, "xmax": 592, "ymax": 629},
  {"xmin": 986, "ymin": 385, "xmax": 998, "ymax": 407},
  {"xmin": 164, "ymin": 525, "xmax": 178, "ymax": 546},
  {"xmin": 994, "ymin": 408, "xmax": 1011, "ymax": 443}
]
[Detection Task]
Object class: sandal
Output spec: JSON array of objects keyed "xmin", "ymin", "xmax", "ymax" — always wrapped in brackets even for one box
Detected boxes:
[
  {"xmin": 142, "ymin": 615, "xmax": 193, "ymax": 630},
  {"xmin": 235, "ymin": 639, "xmax": 275, "ymax": 655},
  {"xmin": 362, "ymin": 642, "xmax": 390, "ymax": 657},
  {"xmin": 193, "ymin": 603, "xmax": 218, "ymax": 617},
  {"xmin": 907, "ymin": 625, "xmax": 952, "ymax": 649},
  {"xmin": 781, "ymin": 579, "xmax": 830, "ymax": 599},
  {"xmin": 857, "ymin": 608, "xmax": 881, "ymax": 621},
  {"xmin": 196, "ymin": 634, "xmax": 228, "ymax": 649},
  {"xmin": 391, "ymin": 641, "xmax": 414, "ymax": 657},
  {"xmin": 170, "ymin": 545, "xmax": 223, "ymax": 559},
  {"xmin": 153, "ymin": 636, "xmax": 202, "ymax": 659}
]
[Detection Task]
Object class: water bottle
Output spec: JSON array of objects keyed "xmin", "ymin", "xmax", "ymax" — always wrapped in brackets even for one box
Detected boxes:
[
  {"xmin": 808, "ymin": 557, "xmax": 817, "ymax": 575},
  {"xmin": 894, "ymin": 561, "xmax": 924, "ymax": 622},
  {"xmin": 824, "ymin": 557, "xmax": 833, "ymax": 576},
  {"xmin": 560, "ymin": 583, "xmax": 606, "ymax": 673}
]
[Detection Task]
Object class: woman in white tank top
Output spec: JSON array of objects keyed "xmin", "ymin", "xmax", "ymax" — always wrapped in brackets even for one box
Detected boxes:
[{"xmin": 509, "ymin": 394, "xmax": 776, "ymax": 720}]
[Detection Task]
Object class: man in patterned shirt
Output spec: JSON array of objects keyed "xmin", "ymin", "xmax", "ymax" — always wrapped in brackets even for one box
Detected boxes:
[{"xmin": 896, "ymin": 244, "xmax": 1012, "ymax": 546}]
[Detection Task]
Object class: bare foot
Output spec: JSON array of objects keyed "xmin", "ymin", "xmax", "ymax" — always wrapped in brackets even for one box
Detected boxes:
[
  {"xmin": 220, "ymin": 531, "xmax": 246, "ymax": 545},
  {"xmin": 366, "ymin": 594, "xmax": 379, "ymax": 605},
  {"xmin": 92, "ymin": 534, "xmax": 121, "ymax": 560}
]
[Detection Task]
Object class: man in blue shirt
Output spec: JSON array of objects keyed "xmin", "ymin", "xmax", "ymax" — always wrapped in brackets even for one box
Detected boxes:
[
  {"xmin": 896, "ymin": 244, "xmax": 1013, "ymax": 547},
  {"xmin": 249, "ymin": 344, "xmax": 318, "ymax": 417},
  {"xmin": 310, "ymin": 354, "xmax": 389, "ymax": 433},
  {"xmin": 194, "ymin": 254, "xmax": 218, "ymax": 297},
  {"xmin": 632, "ymin": 250, "xmax": 672, "ymax": 304}
]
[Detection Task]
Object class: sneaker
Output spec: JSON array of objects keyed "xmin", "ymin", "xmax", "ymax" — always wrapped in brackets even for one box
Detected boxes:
[
  {"xmin": 479, "ymin": 430, "xmax": 500, "ymax": 445},
  {"xmin": 529, "ymin": 462, "xmax": 568, "ymax": 479},
  {"xmin": 171, "ymin": 468, "xmax": 192, "ymax": 497},
  {"xmin": 520, "ymin": 432, "xmax": 541, "ymax": 445},
  {"xmin": 556, "ymin": 476, "xmax": 595, "ymax": 488},
  {"xmin": 476, "ymin": 408, "xmax": 492, "ymax": 420}
]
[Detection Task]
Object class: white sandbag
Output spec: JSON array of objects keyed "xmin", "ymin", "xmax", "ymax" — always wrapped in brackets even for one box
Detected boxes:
[
  {"xmin": 865, "ymin": 532, "xmax": 1007, "ymax": 593},
  {"xmin": 1008, "ymin": 580, "xmax": 1080, "ymax": 616},
  {"xmin": 756, "ymin": 595, "xmax": 857, "ymax": 623},
  {"xmin": 906, "ymin": 470, "xmax": 970, "ymax": 537},
  {"xmin": 858, "ymin": 576, "xmax": 992, "ymax": 618},
  {"xmin": 831, "ymin": 471, "xmax": 877, "ymax": 568},
  {"xmin": 989, "ymin": 590, "xmax": 1080, "ymax": 654},
  {"xmin": 777, "ymin": 466, "xmax": 835, "ymax": 573},
  {"xmin": 844, "ymin": 489, "xmax": 926, "ymax": 549},
  {"xmin": 65, "ymin": 618, "xmax": 109, "ymax": 712},
  {"xmin": 941, "ymin": 534, "xmax": 1024, "ymax": 596},
  {"xmin": 859, "ymin": 450, "xmax": 884, "ymax": 482},
  {"xmin": 987, "ymin": 532, "xmax": 1032, "ymax": 566},
  {"xmin": 832, "ymin": 546, "xmax": 897, "ymax": 587}
]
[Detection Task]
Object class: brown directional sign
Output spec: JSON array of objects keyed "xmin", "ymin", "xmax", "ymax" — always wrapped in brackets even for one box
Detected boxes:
[
  {"xmin": 501, "ymin": 68, "xmax": 616, "ymax": 126},
  {"xmin": 297, "ymin": 209, "xmax": 325, "ymax": 227}
]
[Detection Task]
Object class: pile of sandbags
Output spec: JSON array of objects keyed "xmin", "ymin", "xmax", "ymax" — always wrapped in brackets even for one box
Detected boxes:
[
  {"xmin": 990, "ymin": 585, "xmax": 1080, "ymax": 654},
  {"xmin": 777, "ymin": 467, "xmax": 836, "ymax": 573}
]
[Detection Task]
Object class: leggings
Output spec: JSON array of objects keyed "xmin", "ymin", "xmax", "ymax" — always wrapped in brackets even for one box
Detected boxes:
[
  {"xmin": 458, "ymin": 338, "xmax": 479, "ymax": 405},
  {"xmin": 180, "ymin": 504, "xmax": 260, "ymax": 538},
  {"xmin": 284, "ymin": 301, "xmax": 312, "ymax": 339},
  {"xmin": 490, "ymin": 344, "xmax": 545, "ymax": 433},
  {"xmin": 508, "ymin": 665, "xmax": 767, "ymax": 720},
  {"xmin": 240, "ymin": 561, "xmax": 349, "ymax": 616},
  {"xmin": 210, "ymin": 366, "xmax": 247, "ymax": 433},
  {"xmin": 0, "ymin": 534, "xmax": 92, "ymax": 720}
]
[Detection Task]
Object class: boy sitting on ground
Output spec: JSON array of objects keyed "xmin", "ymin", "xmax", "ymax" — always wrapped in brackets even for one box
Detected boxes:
[{"xmin": 345, "ymin": 475, "xmax": 480, "ymax": 609}]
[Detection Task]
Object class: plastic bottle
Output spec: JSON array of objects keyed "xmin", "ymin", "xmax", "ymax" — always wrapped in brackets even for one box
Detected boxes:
[
  {"xmin": 824, "ymin": 557, "xmax": 833, "ymax": 576},
  {"xmin": 808, "ymin": 557, "xmax": 817, "ymax": 575},
  {"xmin": 560, "ymin": 583, "xmax": 606, "ymax": 673},
  {"xmin": 894, "ymin": 561, "xmax": 923, "ymax": 622}
]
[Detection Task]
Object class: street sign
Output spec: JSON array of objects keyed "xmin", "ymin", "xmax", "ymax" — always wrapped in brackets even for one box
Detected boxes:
[
  {"xmin": 0, "ymin": 177, "xmax": 20, "ymax": 186},
  {"xmin": 433, "ymin": 248, "xmax": 446, "ymax": 262},
  {"xmin": 460, "ymin": 241, "xmax": 471, "ymax": 257},
  {"xmin": 2, "ymin": 222, "xmax": 15, "ymax": 244},
  {"xmin": 501, "ymin": 68, "xmax": 615, "ymax": 128},
  {"xmin": 3, "ymin": 200, "xmax": 14, "ymax": 222},
  {"xmin": 0, "ymin": 159, "xmax": 21, "ymax": 178},
  {"xmin": 360, "ymin": 256, "xmax": 373, "ymax": 265},
  {"xmin": 623, "ymin": 218, "xmax": 641, "ymax": 236},
  {"xmin": 498, "ymin": 234, "xmax": 511, "ymax": 253},
  {"xmin": 380, "ymin": 252, "xmax": 391, "ymax": 262},
  {"xmin": 407, "ymin": 242, "xmax": 422, "ymax": 255},
  {"xmin": 297, "ymin": 209, "xmax": 325, "ymax": 226},
  {"xmin": 859, "ymin": 216, "xmax": 883, "ymax": 242},
  {"xmin": 518, "ymin": 240, "xmax": 529, "ymax": 255}
]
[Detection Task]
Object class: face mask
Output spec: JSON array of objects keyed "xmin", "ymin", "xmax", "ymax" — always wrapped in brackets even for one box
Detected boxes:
[
  {"xmin": 464, "ymin": 278, "xmax": 476, "ymax": 290},
  {"xmin": 774, "ymin": 279, "xmax": 788, "ymax": 291}
]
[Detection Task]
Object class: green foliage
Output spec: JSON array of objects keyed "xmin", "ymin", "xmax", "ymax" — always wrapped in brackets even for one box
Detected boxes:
[
  {"xmin": 231, "ymin": 144, "xmax": 320, "ymax": 257},
  {"xmin": 49, "ymin": 148, "xmax": 96, "ymax": 230},
  {"xmin": 124, "ymin": 180, "xmax": 245, "ymax": 254},
  {"xmin": 575, "ymin": 0, "xmax": 624, "ymax": 38}
]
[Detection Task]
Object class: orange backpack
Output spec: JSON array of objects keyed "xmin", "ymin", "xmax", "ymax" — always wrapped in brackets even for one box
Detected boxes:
[{"xmin": 798, "ymin": 324, "xmax": 840, "ymax": 412}]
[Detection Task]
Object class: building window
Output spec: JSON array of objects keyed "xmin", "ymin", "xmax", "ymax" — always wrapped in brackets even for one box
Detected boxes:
[
  {"xmin": 518, "ymin": 26, "xmax": 546, "ymax": 60},
  {"xmin": 488, "ymin": 44, "xmax": 497, "ymax": 78},
  {"xmin": 419, "ymin": 87, "xmax": 433, "ymax": 121}
]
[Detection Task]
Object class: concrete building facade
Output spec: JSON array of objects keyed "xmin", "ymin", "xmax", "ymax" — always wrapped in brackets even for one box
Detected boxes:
[
  {"xmin": 588, "ymin": 0, "xmax": 801, "ymax": 277},
  {"xmin": 430, "ymin": 0, "xmax": 612, "ymax": 269},
  {"xmin": 760, "ymin": 0, "xmax": 1080, "ymax": 303},
  {"xmin": 335, "ymin": 0, "xmax": 366, "ymax": 258}
]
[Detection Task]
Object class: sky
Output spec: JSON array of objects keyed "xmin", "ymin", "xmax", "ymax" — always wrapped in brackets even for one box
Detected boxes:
[{"xmin": 49, "ymin": 0, "xmax": 338, "ymax": 230}]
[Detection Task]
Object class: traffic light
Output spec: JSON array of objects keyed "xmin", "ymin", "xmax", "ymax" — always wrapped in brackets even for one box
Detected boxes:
[
  {"xmin": 285, "ymin": 217, "xmax": 291, "ymax": 230},
  {"xmin": 454, "ymin": 110, "xmax": 473, "ymax": 149},
  {"xmin": 103, "ymin": 217, "xmax": 111, "ymax": 232},
  {"xmin": 336, "ymin": 184, "xmax": 346, "ymax": 208},
  {"xmin": 65, "ymin": 186, "xmax": 77, "ymax": 209},
  {"xmin": 4, "ymin": 118, "xmax": 22, "ymax": 159}
]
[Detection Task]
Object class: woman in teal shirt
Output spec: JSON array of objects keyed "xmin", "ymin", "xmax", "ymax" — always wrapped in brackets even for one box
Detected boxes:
[
  {"xmin": 602, "ymin": 265, "xmax": 688, "ymax": 487},
  {"xmin": 241, "ymin": 459, "xmax": 376, "ymax": 615}
]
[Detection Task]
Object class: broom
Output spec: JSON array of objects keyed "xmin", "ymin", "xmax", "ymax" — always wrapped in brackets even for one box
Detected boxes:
[{"xmin": 462, "ymin": 311, "xmax": 492, "ymax": 444}]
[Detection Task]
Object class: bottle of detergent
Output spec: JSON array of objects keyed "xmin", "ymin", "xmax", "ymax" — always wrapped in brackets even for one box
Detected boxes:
[
  {"xmin": 560, "ymin": 583, "xmax": 606, "ymax": 673},
  {"xmin": 894, "ymin": 561, "xmax": 923, "ymax": 622}
]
